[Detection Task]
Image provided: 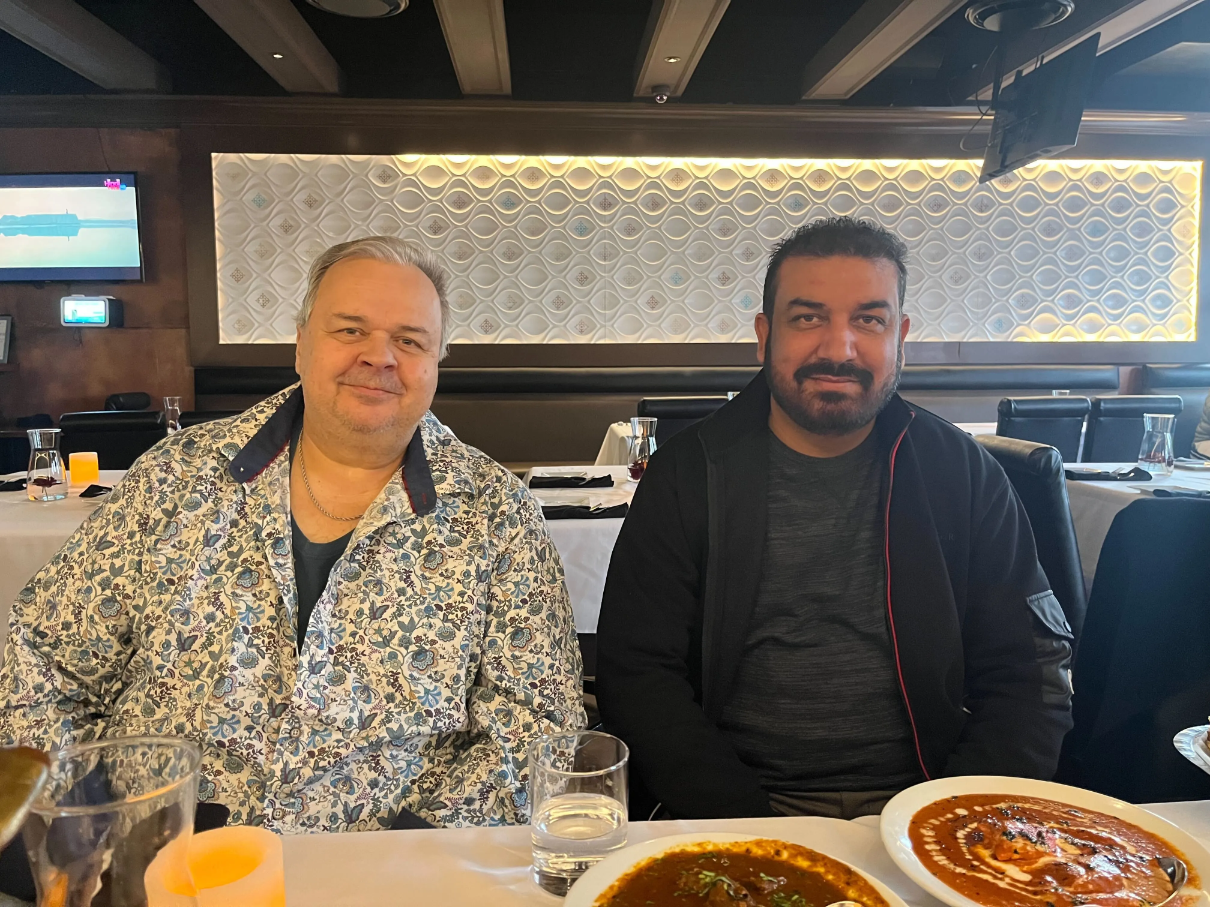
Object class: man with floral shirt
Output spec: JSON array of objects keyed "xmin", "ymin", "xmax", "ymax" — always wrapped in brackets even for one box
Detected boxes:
[{"xmin": 0, "ymin": 236, "xmax": 585, "ymax": 832}]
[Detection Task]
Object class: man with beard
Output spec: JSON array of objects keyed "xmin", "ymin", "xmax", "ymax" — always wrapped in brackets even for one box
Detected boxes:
[{"xmin": 596, "ymin": 217, "xmax": 1073, "ymax": 820}]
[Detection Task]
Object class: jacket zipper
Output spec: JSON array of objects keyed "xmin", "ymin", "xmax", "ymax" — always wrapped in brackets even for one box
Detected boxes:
[{"xmin": 883, "ymin": 413, "xmax": 931, "ymax": 781}]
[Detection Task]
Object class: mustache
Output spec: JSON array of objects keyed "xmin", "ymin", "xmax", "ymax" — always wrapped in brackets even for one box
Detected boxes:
[
  {"xmin": 338, "ymin": 373, "xmax": 405, "ymax": 394},
  {"xmin": 793, "ymin": 360, "xmax": 874, "ymax": 392}
]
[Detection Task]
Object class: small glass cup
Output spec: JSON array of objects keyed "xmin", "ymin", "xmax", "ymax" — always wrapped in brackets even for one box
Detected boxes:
[
  {"xmin": 530, "ymin": 730, "xmax": 628, "ymax": 896},
  {"xmin": 1052, "ymin": 389, "xmax": 1071, "ymax": 396},
  {"xmin": 1138, "ymin": 412, "xmax": 1176, "ymax": 476},
  {"xmin": 164, "ymin": 397, "xmax": 182, "ymax": 434},
  {"xmin": 627, "ymin": 417, "xmax": 657, "ymax": 481},
  {"xmin": 68, "ymin": 451, "xmax": 100, "ymax": 487},
  {"xmin": 27, "ymin": 428, "xmax": 66, "ymax": 502},
  {"xmin": 24, "ymin": 736, "xmax": 201, "ymax": 907}
]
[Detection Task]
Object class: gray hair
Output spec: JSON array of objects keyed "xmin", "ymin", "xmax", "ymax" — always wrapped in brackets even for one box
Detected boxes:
[{"xmin": 297, "ymin": 235, "xmax": 451, "ymax": 358}]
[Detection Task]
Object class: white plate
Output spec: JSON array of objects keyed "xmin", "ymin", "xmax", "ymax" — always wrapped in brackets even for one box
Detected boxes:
[
  {"xmin": 1176, "ymin": 726, "xmax": 1210, "ymax": 776},
  {"xmin": 566, "ymin": 829, "xmax": 912, "ymax": 907},
  {"xmin": 881, "ymin": 776, "xmax": 1210, "ymax": 907}
]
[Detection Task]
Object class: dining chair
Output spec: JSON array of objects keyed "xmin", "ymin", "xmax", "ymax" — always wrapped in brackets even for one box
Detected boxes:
[
  {"xmin": 995, "ymin": 396, "xmax": 1090, "ymax": 462},
  {"xmin": 1083, "ymin": 395, "xmax": 1184, "ymax": 462},
  {"xmin": 636, "ymin": 397, "xmax": 728, "ymax": 446},
  {"xmin": 59, "ymin": 410, "xmax": 167, "ymax": 470},
  {"xmin": 180, "ymin": 410, "xmax": 242, "ymax": 428},
  {"xmin": 1056, "ymin": 498, "xmax": 1210, "ymax": 802},
  {"xmin": 975, "ymin": 435, "xmax": 1086, "ymax": 644}
]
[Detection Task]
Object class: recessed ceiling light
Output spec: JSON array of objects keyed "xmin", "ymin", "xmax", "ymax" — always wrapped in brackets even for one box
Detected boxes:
[
  {"xmin": 272, "ymin": 53, "xmax": 284, "ymax": 59},
  {"xmin": 305, "ymin": 0, "xmax": 407, "ymax": 17},
  {"xmin": 664, "ymin": 55, "xmax": 682, "ymax": 63}
]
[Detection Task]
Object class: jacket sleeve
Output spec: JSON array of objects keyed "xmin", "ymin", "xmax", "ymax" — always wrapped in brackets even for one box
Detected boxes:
[
  {"xmin": 413, "ymin": 481, "xmax": 586, "ymax": 827},
  {"xmin": 597, "ymin": 448, "xmax": 773, "ymax": 819},
  {"xmin": 945, "ymin": 463, "xmax": 1074, "ymax": 779},
  {"xmin": 0, "ymin": 463, "xmax": 154, "ymax": 749}
]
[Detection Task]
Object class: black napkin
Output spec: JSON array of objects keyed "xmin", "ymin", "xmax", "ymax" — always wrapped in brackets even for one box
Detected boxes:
[
  {"xmin": 1065, "ymin": 467, "xmax": 1153, "ymax": 482},
  {"xmin": 1153, "ymin": 488, "xmax": 1210, "ymax": 499},
  {"xmin": 79, "ymin": 484, "xmax": 113, "ymax": 498},
  {"xmin": 529, "ymin": 475, "xmax": 614, "ymax": 489},
  {"xmin": 0, "ymin": 478, "xmax": 25, "ymax": 492},
  {"xmin": 542, "ymin": 503, "xmax": 629, "ymax": 520}
]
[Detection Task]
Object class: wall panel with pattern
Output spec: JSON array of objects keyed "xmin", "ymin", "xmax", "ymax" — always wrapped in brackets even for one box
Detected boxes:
[{"xmin": 212, "ymin": 154, "xmax": 1201, "ymax": 345}]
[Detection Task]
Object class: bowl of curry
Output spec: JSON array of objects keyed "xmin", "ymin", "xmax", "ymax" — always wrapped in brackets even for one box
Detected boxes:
[
  {"xmin": 566, "ymin": 833, "xmax": 908, "ymax": 907},
  {"xmin": 881, "ymin": 777, "xmax": 1210, "ymax": 907}
]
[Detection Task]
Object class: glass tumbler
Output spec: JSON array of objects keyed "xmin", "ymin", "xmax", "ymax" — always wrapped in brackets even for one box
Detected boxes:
[
  {"xmin": 530, "ymin": 730, "xmax": 628, "ymax": 896},
  {"xmin": 24, "ymin": 736, "xmax": 201, "ymax": 907},
  {"xmin": 627, "ymin": 417, "xmax": 657, "ymax": 481},
  {"xmin": 27, "ymin": 428, "xmax": 67, "ymax": 502},
  {"xmin": 164, "ymin": 397, "xmax": 182, "ymax": 434},
  {"xmin": 1138, "ymin": 412, "xmax": 1176, "ymax": 476}
]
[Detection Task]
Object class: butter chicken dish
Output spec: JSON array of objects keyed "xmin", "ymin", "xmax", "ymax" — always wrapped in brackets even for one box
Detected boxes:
[
  {"xmin": 909, "ymin": 795, "xmax": 1198, "ymax": 907},
  {"xmin": 592, "ymin": 838, "xmax": 891, "ymax": 907}
]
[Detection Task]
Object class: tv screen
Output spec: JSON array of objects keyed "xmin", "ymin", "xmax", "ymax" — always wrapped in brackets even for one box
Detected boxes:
[
  {"xmin": 0, "ymin": 173, "xmax": 143, "ymax": 282},
  {"xmin": 979, "ymin": 35, "xmax": 1100, "ymax": 184}
]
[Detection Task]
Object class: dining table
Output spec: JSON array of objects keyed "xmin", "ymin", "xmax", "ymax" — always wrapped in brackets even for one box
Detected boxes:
[{"xmin": 280, "ymin": 799, "xmax": 1210, "ymax": 906}]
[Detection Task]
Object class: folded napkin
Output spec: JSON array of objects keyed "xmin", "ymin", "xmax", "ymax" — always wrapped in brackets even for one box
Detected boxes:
[
  {"xmin": 1064, "ymin": 466, "xmax": 1153, "ymax": 482},
  {"xmin": 529, "ymin": 474, "xmax": 614, "ymax": 489},
  {"xmin": 0, "ymin": 478, "xmax": 26, "ymax": 492},
  {"xmin": 79, "ymin": 484, "xmax": 113, "ymax": 498},
  {"xmin": 542, "ymin": 503, "xmax": 629, "ymax": 520},
  {"xmin": 1152, "ymin": 488, "xmax": 1210, "ymax": 499}
]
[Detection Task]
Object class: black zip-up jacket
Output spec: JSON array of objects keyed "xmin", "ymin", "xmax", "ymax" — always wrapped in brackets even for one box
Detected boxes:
[{"xmin": 597, "ymin": 372, "xmax": 1074, "ymax": 819}]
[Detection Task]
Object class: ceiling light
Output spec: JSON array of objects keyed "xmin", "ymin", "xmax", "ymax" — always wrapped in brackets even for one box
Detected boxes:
[
  {"xmin": 966, "ymin": 0, "xmax": 1075, "ymax": 33},
  {"xmin": 664, "ymin": 55, "xmax": 682, "ymax": 63},
  {"xmin": 305, "ymin": 0, "xmax": 408, "ymax": 17},
  {"xmin": 272, "ymin": 53, "xmax": 284, "ymax": 59}
]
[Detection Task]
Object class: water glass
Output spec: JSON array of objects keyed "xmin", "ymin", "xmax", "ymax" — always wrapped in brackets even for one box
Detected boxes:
[
  {"xmin": 1138, "ymin": 412, "xmax": 1176, "ymax": 476},
  {"xmin": 27, "ymin": 428, "xmax": 66, "ymax": 502},
  {"xmin": 1052, "ymin": 389, "xmax": 1071, "ymax": 396},
  {"xmin": 164, "ymin": 396, "xmax": 183, "ymax": 434},
  {"xmin": 627, "ymin": 417, "xmax": 657, "ymax": 481},
  {"xmin": 24, "ymin": 736, "xmax": 201, "ymax": 907},
  {"xmin": 530, "ymin": 730, "xmax": 628, "ymax": 896}
]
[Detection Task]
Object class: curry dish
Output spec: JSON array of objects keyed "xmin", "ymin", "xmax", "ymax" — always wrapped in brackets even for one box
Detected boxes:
[
  {"xmin": 592, "ymin": 838, "xmax": 892, "ymax": 907},
  {"xmin": 909, "ymin": 794, "xmax": 1199, "ymax": 907}
]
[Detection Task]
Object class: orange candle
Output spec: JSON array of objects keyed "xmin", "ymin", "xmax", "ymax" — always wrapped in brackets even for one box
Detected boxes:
[
  {"xmin": 190, "ymin": 826, "xmax": 285, "ymax": 907},
  {"xmin": 68, "ymin": 451, "xmax": 99, "ymax": 487}
]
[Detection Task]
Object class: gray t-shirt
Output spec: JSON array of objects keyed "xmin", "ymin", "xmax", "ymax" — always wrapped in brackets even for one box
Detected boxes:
[{"xmin": 718, "ymin": 430, "xmax": 923, "ymax": 794}]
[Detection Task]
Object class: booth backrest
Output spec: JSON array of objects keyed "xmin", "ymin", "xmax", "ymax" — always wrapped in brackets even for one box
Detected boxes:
[
  {"xmin": 1084, "ymin": 395, "xmax": 1185, "ymax": 463},
  {"xmin": 1136, "ymin": 364, "xmax": 1210, "ymax": 458},
  {"xmin": 59, "ymin": 411, "xmax": 167, "ymax": 470}
]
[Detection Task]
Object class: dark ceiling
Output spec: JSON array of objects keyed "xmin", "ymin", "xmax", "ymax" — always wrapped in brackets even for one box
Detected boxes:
[{"xmin": 3, "ymin": 0, "xmax": 1210, "ymax": 111}]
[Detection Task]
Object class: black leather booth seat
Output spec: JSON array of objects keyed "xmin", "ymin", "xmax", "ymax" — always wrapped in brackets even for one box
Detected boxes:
[
  {"xmin": 59, "ymin": 411, "xmax": 167, "ymax": 470},
  {"xmin": 996, "ymin": 396, "xmax": 1091, "ymax": 463},
  {"xmin": 1136, "ymin": 364, "xmax": 1210, "ymax": 458},
  {"xmin": 1083, "ymin": 395, "xmax": 1184, "ymax": 463}
]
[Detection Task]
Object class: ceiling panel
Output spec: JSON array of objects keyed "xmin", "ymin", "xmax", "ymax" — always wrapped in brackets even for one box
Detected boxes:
[
  {"xmin": 0, "ymin": 27, "xmax": 98, "ymax": 94},
  {"xmin": 290, "ymin": 0, "xmax": 460, "ymax": 99}
]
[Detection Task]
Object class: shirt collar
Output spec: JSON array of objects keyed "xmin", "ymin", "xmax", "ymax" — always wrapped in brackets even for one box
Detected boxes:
[{"xmin": 226, "ymin": 385, "xmax": 437, "ymax": 518}]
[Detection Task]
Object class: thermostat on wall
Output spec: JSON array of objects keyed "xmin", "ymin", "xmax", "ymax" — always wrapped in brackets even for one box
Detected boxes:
[{"xmin": 61, "ymin": 295, "xmax": 123, "ymax": 327}]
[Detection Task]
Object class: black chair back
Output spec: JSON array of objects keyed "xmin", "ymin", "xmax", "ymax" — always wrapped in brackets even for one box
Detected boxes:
[
  {"xmin": 636, "ymin": 396, "xmax": 728, "ymax": 446},
  {"xmin": 975, "ymin": 436, "xmax": 1087, "ymax": 644},
  {"xmin": 1137, "ymin": 364, "xmax": 1210, "ymax": 459},
  {"xmin": 179, "ymin": 410, "xmax": 242, "ymax": 428},
  {"xmin": 1057, "ymin": 498, "xmax": 1210, "ymax": 801},
  {"xmin": 1083, "ymin": 395, "xmax": 1183, "ymax": 463},
  {"xmin": 59, "ymin": 411, "xmax": 167, "ymax": 470},
  {"xmin": 995, "ymin": 396, "xmax": 1090, "ymax": 462},
  {"xmin": 104, "ymin": 392, "xmax": 151, "ymax": 411}
]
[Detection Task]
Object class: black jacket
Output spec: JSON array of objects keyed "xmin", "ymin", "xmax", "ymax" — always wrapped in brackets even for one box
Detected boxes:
[{"xmin": 597, "ymin": 372, "xmax": 1074, "ymax": 819}]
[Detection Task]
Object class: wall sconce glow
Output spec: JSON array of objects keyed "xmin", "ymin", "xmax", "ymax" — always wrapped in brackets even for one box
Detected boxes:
[
  {"xmin": 211, "ymin": 154, "xmax": 1201, "ymax": 345},
  {"xmin": 271, "ymin": 53, "xmax": 283, "ymax": 59}
]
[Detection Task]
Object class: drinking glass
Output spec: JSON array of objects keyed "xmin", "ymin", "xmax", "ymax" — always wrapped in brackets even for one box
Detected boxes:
[
  {"xmin": 1138, "ymin": 412, "xmax": 1176, "ymax": 476},
  {"xmin": 627, "ymin": 417, "xmax": 657, "ymax": 481},
  {"xmin": 68, "ymin": 451, "xmax": 100, "ymax": 487},
  {"xmin": 530, "ymin": 730, "xmax": 628, "ymax": 896},
  {"xmin": 24, "ymin": 736, "xmax": 201, "ymax": 907},
  {"xmin": 1052, "ymin": 389, "xmax": 1071, "ymax": 396},
  {"xmin": 27, "ymin": 429, "xmax": 66, "ymax": 502},
  {"xmin": 164, "ymin": 397, "xmax": 183, "ymax": 434}
]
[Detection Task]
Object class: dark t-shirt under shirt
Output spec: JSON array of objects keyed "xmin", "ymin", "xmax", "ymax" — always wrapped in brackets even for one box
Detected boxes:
[{"xmin": 718, "ymin": 429, "xmax": 923, "ymax": 796}]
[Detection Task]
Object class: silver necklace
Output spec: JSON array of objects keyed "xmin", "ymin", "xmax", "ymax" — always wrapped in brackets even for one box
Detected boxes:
[{"xmin": 298, "ymin": 432, "xmax": 362, "ymax": 523}]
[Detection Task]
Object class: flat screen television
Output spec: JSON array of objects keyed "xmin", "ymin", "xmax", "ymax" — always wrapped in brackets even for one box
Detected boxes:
[
  {"xmin": 0, "ymin": 173, "xmax": 143, "ymax": 282},
  {"xmin": 979, "ymin": 34, "xmax": 1101, "ymax": 184}
]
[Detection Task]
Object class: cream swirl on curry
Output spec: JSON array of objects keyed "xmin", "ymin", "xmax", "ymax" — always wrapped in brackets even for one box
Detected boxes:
[{"xmin": 909, "ymin": 795, "xmax": 1198, "ymax": 907}]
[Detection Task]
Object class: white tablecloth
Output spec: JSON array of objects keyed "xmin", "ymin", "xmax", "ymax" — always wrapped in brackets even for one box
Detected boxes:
[
  {"xmin": 1067, "ymin": 462, "xmax": 1210, "ymax": 586},
  {"xmin": 280, "ymin": 801, "xmax": 1210, "ymax": 907},
  {"xmin": 0, "ymin": 470, "xmax": 124, "ymax": 654}
]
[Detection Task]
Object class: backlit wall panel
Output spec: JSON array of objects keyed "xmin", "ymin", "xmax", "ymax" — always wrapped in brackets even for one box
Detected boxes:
[{"xmin": 212, "ymin": 154, "xmax": 1201, "ymax": 344}]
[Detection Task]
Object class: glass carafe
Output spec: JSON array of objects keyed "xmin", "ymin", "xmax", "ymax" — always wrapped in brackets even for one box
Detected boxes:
[
  {"xmin": 628, "ymin": 417, "xmax": 657, "ymax": 481},
  {"xmin": 1138, "ymin": 413, "xmax": 1176, "ymax": 476},
  {"xmin": 27, "ymin": 429, "xmax": 67, "ymax": 502}
]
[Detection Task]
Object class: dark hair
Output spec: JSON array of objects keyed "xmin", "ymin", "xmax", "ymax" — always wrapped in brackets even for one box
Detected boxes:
[{"xmin": 762, "ymin": 216, "xmax": 909, "ymax": 320}]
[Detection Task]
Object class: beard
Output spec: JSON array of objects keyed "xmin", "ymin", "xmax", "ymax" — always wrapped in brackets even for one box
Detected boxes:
[{"xmin": 767, "ymin": 342, "xmax": 903, "ymax": 436}]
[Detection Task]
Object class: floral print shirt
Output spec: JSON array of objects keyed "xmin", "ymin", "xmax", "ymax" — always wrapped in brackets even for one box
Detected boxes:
[{"xmin": 0, "ymin": 386, "xmax": 585, "ymax": 832}]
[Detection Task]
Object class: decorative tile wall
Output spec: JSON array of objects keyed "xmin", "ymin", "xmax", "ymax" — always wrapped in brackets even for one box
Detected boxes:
[{"xmin": 212, "ymin": 154, "xmax": 1201, "ymax": 344}]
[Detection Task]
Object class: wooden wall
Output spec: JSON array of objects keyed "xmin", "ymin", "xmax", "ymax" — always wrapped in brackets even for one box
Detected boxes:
[{"xmin": 0, "ymin": 128, "xmax": 192, "ymax": 422}]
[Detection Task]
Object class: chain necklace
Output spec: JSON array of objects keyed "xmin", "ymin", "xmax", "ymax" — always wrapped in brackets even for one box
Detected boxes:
[{"xmin": 298, "ymin": 431, "xmax": 363, "ymax": 523}]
